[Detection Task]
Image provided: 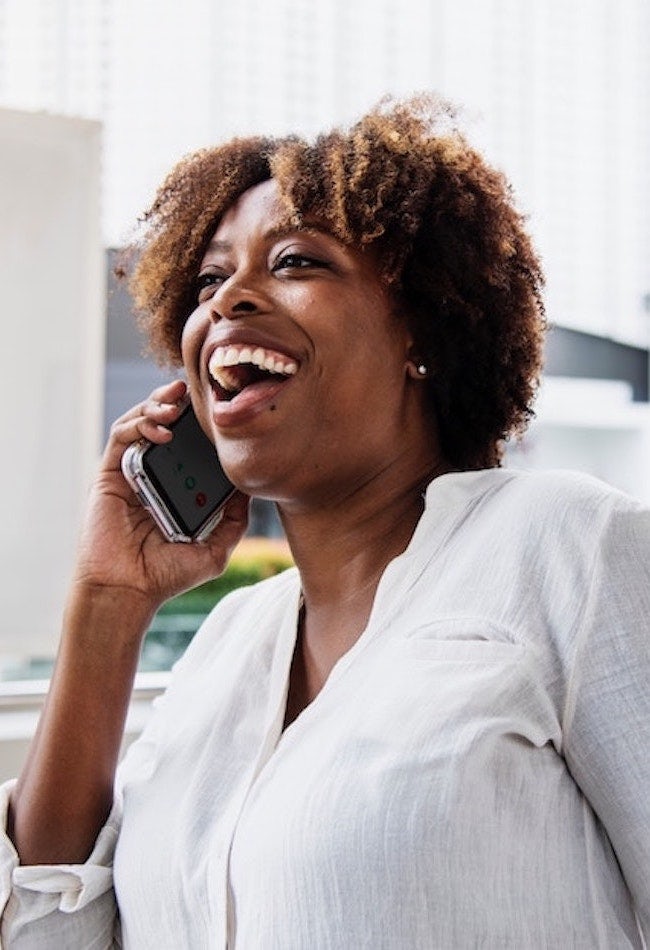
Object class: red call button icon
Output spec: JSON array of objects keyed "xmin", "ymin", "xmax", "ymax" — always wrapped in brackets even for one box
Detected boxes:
[{"xmin": 195, "ymin": 492, "xmax": 207, "ymax": 508}]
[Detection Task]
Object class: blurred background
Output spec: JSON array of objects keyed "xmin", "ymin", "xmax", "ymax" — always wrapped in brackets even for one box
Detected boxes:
[{"xmin": 0, "ymin": 0, "xmax": 649, "ymax": 769}]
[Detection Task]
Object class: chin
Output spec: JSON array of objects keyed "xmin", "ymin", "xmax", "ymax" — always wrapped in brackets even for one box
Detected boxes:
[{"xmin": 213, "ymin": 441, "xmax": 287, "ymax": 499}]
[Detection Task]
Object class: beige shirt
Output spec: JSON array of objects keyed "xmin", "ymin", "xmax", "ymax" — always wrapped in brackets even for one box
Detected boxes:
[{"xmin": 1, "ymin": 469, "xmax": 649, "ymax": 948}]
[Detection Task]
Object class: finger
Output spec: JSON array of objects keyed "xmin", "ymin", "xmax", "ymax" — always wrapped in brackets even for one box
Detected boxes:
[
  {"xmin": 103, "ymin": 382, "xmax": 188, "ymax": 467},
  {"xmin": 148, "ymin": 378, "xmax": 188, "ymax": 405},
  {"xmin": 138, "ymin": 399, "xmax": 184, "ymax": 426},
  {"xmin": 167, "ymin": 493, "xmax": 250, "ymax": 588},
  {"xmin": 107, "ymin": 414, "xmax": 172, "ymax": 453},
  {"xmin": 203, "ymin": 493, "xmax": 250, "ymax": 553},
  {"xmin": 113, "ymin": 379, "xmax": 188, "ymax": 426},
  {"xmin": 218, "ymin": 492, "xmax": 250, "ymax": 530}
]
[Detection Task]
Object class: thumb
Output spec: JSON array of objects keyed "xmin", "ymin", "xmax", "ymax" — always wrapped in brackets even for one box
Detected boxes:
[{"xmin": 205, "ymin": 491, "xmax": 251, "ymax": 559}]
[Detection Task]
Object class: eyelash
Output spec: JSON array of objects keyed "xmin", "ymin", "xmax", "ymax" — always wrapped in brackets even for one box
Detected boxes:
[
  {"xmin": 195, "ymin": 272, "xmax": 227, "ymax": 303},
  {"xmin": 272, "ymin": 252, "xmax": 328, "ymax": 272},
  {"xmin": 194, "ymin": 252, "xmax": 329, "ymax": 303}
]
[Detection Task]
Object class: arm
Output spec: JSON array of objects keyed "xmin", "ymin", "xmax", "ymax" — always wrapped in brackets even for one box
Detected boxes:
[
  {"xmin": 562, "ymin": 500, "xmax": 650, "ymax": 938},
  {"xmin": 7, "ymin": 587, "xmax": 153, "ymax": 866},
  {"xmin": 7, "ymin": 378, "xmax": 248, "ymax": 867}
]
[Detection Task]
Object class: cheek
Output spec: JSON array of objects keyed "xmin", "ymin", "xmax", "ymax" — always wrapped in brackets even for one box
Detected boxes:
[
  {"xmin": 339, "ymin": 305, "xmax": 410, "ymax": 376},
  {"xmin": 180, "ymin": 310, "xmax": 204, "ymax": 374}
]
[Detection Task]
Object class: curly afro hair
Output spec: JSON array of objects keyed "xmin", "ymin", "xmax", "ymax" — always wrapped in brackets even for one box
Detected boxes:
[{"xmin": 128, "ymin": 94, "xmax": 546, "ymax": 470}]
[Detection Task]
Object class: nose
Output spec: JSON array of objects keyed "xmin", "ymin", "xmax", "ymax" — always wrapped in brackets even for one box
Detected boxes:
[{"xmin": 208, "ymin": 276, "xmax": 267, "ymax": 322}]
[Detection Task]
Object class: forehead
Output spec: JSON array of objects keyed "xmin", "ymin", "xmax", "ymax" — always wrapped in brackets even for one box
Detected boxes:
[
  {"xmin": 200, "ymin": 177, "xmax": 388, "ymax": 287},
  {"xmin": 209, "ymin": 179, "xmax": 292, "ymax": 247}
]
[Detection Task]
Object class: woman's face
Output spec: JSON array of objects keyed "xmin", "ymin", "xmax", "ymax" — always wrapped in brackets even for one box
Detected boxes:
[{"xmin": 181, "ymin": 178, "xmax": 432, "ymax": 507}]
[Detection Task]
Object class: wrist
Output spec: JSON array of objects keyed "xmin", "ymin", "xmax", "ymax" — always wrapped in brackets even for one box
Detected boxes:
[{"xmin": 64, "ymin": 581, "xmax": 159, "ymax": 650}]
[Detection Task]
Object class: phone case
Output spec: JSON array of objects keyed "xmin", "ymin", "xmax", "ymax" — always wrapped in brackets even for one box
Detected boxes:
[{"xmin": 121, "ymin": 441, "xmax": 229, "ymax": 543}]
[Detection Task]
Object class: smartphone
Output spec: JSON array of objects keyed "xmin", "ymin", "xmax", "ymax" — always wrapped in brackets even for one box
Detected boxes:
[{"xmin": 121, "ymin": 399, "xmax": 235, "ymax": 542}]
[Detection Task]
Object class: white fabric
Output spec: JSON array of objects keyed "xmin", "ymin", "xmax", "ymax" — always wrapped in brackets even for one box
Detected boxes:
[
  {"xmin": 0, "ymin": 779, "xmax": 120, "ymax": 947},
  {"xmin": 1, "ymin": 468, "xmax": 649, "ymax": 948}
]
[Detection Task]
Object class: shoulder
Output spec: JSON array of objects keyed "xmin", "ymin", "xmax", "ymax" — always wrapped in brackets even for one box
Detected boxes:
[
  {"xmin": 510, "ymin": 467, "xmax": 639, "ymax": 505},
  {"xmin": 483, "ymin": 468, "xmax": 648, "ymax": 556},
  {"xmin": 497, "ymin": 469, "xmax": 648, "ymax": 550},
  {"xmin": 440, "ymin": 467, "xmax": 646, "ymax": 529},
  {"xmin": 172, "ymin": 565, "xmax": 301, "ymax": 673},
  {"xmin": 205, "ymin": 564, "xmax": 300, "ymax": 623},
  {"xmin": 472, "ymin": 470, "xmax": 650, "ymax": 630},
  {"xmin": 423, "ymin": 467, "xmax": 649, "ymax": 596}
]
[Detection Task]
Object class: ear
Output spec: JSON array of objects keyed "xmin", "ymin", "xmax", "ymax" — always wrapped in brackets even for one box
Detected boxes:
[{"xmin": 405, "ymin": 344, "xmax": 431, "ymax": 381}]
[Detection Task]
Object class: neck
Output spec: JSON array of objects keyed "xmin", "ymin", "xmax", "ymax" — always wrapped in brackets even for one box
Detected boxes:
[
  {"xmin": 278, "ymin": 457, "xmax": 448, "ymax": 725},
  {"xmin": 275, "ymin": 425, "xmax": 451, "ymax": 724},
  {"xmin": 278, "ymin": 459, "xmax": 445, "ymax": 611}
]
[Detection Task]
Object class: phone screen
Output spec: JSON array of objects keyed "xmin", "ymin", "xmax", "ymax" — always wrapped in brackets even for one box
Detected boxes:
[{"xmin": 142, "ymin": 406, "xmax": 233, "ymax": 536}]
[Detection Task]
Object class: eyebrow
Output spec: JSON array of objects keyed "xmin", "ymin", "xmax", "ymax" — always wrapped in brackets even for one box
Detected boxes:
[
  {"xmin": 204, "ymin": 238, "xmax": 232, "ymax": 254},
  {"xmin": 203, "ymin": 224, "xmax": 332, "ymax": 255}
]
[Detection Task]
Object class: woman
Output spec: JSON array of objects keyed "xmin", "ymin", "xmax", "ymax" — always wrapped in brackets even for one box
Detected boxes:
[{"xmin": 1, "ymin": 95, "xmax": 648, "ymax": 947}]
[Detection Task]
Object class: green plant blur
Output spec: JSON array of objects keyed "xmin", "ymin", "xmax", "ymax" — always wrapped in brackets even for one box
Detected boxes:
[{"xmin": 140, "ymin": 544, "xmax": 294, "ymax": 671}]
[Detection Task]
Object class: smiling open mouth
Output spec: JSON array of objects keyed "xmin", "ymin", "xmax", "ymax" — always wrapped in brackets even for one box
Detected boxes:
[{"xmin": 208, "ymin": 344, "xmax": 299, "ymax": 401}]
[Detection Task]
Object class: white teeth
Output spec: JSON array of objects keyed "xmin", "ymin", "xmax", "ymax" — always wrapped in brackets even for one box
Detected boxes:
[
  {"xmin": 208, "ymin": 343, "xmax": 299, "ymax": 389},
  {"xmin": 212, "ymin": 366, "xmax": 239, "ymax": 391}
]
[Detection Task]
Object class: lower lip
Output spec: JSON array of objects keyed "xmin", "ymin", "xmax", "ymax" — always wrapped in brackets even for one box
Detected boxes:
[{"xmin": 209, "ymin": 377, "xmax": 291, "ymax": 428}]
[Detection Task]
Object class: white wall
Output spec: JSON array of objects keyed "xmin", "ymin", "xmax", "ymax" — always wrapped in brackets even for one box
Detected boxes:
[
  {"xmin": 0, "ymin": 109, "xmax": 103, "ymax": 659},
  {"xmin": 0, "ymin": 672, "xmax": 168, "ymax": 783}
]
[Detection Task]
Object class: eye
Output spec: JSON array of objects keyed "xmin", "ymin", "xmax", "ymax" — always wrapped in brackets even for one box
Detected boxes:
[
  {"xmin": 195, "ymin": 270, "xmax": 228, "ymax": 303},
  {"xmin": 272, "ymin": 252, "xmax": 329, "ymax": 274}
]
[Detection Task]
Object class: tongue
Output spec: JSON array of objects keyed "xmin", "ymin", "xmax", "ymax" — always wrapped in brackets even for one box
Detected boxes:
[
  {"xmin": 214, "ymin": 373, "xmax": 291, "ymax": 421},
  {"xmin": 219, "ymin": 365, "xmax": 289, "ymax": 402}
]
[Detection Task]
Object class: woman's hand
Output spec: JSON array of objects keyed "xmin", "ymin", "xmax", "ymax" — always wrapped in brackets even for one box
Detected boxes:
[{"xmin": 73, "ymin": 378, "xmax": 249, "ymax": 612}]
